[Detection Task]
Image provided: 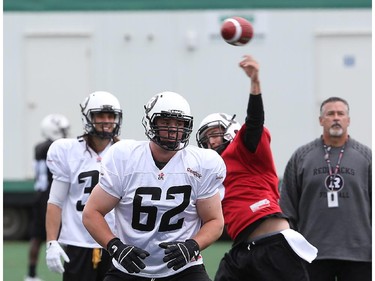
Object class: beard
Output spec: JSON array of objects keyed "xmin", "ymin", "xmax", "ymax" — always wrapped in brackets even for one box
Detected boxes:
[{"xmin": 329, "ymin": 126, "xmax": 344, "ymax": 137}]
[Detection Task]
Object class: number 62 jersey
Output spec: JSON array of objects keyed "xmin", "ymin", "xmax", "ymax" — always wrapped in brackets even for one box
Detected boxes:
[{"xmin": 99, "ymin": 139, "xmax": 226, "ymax": 278}]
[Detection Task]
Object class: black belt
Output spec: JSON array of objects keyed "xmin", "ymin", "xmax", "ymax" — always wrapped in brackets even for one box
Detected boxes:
[{"xmin": 246, "ymin": 232, "xmax": 284, "ymax": 249}]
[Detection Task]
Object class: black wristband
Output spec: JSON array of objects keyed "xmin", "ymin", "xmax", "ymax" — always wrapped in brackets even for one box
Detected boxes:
[
  {"xmin": 186, "ymin": 239, "xmax": 199, "ymax": 249},
  {"xmin": 107, "ymin": 237, "xmax": 121, "ymax": 256},
  {"xmin": 185, "ymin": 239, "xmax": 200, "ymax": 259}
]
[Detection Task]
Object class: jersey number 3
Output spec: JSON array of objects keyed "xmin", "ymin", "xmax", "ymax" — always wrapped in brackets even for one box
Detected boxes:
[
  {"xmin": 132, "ymin": 185, "xmax": 192, "ymax": 232},
  {"xmin": 76, "ymin": 170, "xmax": 99, "ymax": 211}
]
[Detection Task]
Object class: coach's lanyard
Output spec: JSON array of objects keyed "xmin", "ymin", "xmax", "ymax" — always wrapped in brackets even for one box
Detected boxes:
[{"xmin": 323, "ymin": 144, "xmax": 345, "ymax": 191}]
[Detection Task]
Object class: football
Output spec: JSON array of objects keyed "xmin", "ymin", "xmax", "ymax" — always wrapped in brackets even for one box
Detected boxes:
[{"xmin": 220, "ymin": 17, "xmax": 254, "ymax": 46}]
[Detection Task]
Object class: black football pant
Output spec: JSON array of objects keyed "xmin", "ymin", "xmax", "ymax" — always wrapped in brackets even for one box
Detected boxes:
[
  {"xmin": 214, "ymin": 233, "xmax": 310, "ymax": 281},
  {"xmin": 307, "ymin": 259, "xmax": 371, "ymax": 281}
]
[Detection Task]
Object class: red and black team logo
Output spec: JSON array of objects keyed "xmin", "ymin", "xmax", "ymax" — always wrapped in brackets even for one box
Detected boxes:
[{"xmin": 324, "ymin": 174, "xmax": 344, "ymax": 192}]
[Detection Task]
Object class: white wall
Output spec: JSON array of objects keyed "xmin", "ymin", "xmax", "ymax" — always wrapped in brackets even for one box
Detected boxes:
[{"xmin": 4, "ymin": 9, "xmax": 371, "ymax": 179}]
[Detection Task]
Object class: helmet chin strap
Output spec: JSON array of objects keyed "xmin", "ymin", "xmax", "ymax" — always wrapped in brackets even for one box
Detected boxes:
[
  {"xmin": 100, "ymin": 132, "xmax": 114, "ymax": 139},
  {"xmin": 89, "ymin": 122, "xmax": 118, "ymax": 139},
  {"xmin": 156, "ymin": 139, "xmax": 180, "ymax": 151},
  {"xmin": 215, "ymin": 141, "xmax": 230, "ymax": 155},
  {"xmin": 89, "ymin": 130, "xmax": 113, "ymax": 139}
]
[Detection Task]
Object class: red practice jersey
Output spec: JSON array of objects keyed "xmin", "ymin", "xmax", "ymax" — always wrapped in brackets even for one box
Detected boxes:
[{"xmin": 221, "ymin": 125, "xmax": 281, "ymax": 240}]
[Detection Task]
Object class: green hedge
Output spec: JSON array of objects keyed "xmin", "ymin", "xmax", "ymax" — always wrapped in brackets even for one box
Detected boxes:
[{"xmin": 3, "ymin": 180, "xmax": 34, "ymax": 192}]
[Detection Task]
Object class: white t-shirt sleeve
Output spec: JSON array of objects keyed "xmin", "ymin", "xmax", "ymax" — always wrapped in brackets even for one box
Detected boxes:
[
  {"xmin": 48, "ymin": 179, "xmax": 70, "ymax": 208},
  {"xmin": 46, "ymin": 139, "xmax": 70, "ymax": 182},
  {"xmin": 198, "ymin": 149, "xmax": 226, "ymax": 200},
  {"xmin": 99, "ymin": 141, "xmax": 127, "ymax": 199}
]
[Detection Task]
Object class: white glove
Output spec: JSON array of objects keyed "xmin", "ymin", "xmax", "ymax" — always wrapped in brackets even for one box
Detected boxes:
[{"xmin": 46, "ymin": 240, "xmax": 70, "ymax": 273}]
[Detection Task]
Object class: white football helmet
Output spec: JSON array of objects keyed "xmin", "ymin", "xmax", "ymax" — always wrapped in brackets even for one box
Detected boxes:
[
  {"xmin": 142, "ymin": 91, "xmax": 193, "ymax": 151},
  {"xmin": 41, "ymin": 114, "xmax": 70, "ymax": 141},
  {"xmin": 196, "ymin": 113, "xmax": 241, "ymax": 154},
  {"xmin": 80, "ymin": 91, "xmax": 122, "ymax": 139}
]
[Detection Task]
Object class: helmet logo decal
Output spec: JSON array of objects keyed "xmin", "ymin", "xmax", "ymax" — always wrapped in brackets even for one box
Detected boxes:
[
  {"xmin": 80, "ymin": 96, "xmax": 90, "ymax": 113},
  {"xmin": 219, "ymin": 113, "xmax": 237, "ymax": 124},
  {"xmin": 219, "ymin": 113, "xmax": 230, "ymax": 121},
  {"xmin": 144, "ymin": 95, "xmax": 159, "ymax": 115},
  {"xmin": 221, "ymin": 114, "xmax": 237, "ymax": 134}
]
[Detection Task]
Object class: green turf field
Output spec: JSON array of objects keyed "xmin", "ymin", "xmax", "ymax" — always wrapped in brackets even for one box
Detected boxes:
[{"xmin": 3, "ymin": 240, "xmax": 231, "ymax": 281}]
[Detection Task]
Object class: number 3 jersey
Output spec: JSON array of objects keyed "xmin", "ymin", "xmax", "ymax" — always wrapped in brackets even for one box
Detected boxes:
[
  {"xmin": 99, "ymin": 140, "xmax": 226, "ymax": 278},
  {"xmin": 47, "ymin": 137, "xmax": 115, "ymax": 248}
]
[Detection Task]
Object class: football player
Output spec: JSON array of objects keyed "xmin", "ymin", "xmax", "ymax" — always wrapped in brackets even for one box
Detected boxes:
[
  {"xmin": 45, "ymin": 91, "xmax": 122, "ymax": 281},
  {"xmin": 196, "ymin": 55, "xmax": 317, "ymax": 281},
  {"xmin": 25, "ymin": 114, "xmax": 69, "ymax": 281},
  {"xmin": 82, "ymin": 91, "xmax": 226, "ymax": 281}
]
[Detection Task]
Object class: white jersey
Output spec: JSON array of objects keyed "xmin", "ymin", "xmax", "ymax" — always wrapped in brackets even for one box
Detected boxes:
[
  {"xmin": 47, "ymin": 137, "xmax": 116, "ymax": 248},
  {"xmin": 99, "ymin": 140, "xmax": 226, "ymax": 278}
]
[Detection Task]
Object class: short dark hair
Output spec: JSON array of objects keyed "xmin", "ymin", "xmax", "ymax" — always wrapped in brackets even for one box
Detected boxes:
[{"xmin": 320, "ymin": 97, "xmax": 350, "ymax": 116}]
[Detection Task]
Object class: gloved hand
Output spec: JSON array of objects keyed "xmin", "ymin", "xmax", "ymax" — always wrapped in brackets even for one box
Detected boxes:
[
  {"xmin": 107, "ymin": 238, "xmax": 150, "ymax": 273},
  {"xmin": 159, "ymin": 239, "xmax": 200, "ymax": 271},
  {"xmin": 46, "ymin": 240, "xmax": 70, "ymax": 274}
]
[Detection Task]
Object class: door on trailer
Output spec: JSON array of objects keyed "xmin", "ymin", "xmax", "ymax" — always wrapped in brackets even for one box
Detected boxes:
[
  {"xmin": 24, "ymin": 33, "xmax": 92, "ymax": 177},
  {"xmin": 314, "ymin": 32, "xmax": 371, "ymax": 148}
]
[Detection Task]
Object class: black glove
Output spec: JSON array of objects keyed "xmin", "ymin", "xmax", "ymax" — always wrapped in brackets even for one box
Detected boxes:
[
  {"xmin": 107, "ymin": 238, "xmax": 150, "ymax": 273},
  {"xmin": 159, "ymin": 239, "xmax": 200, "ymax": 271}
]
